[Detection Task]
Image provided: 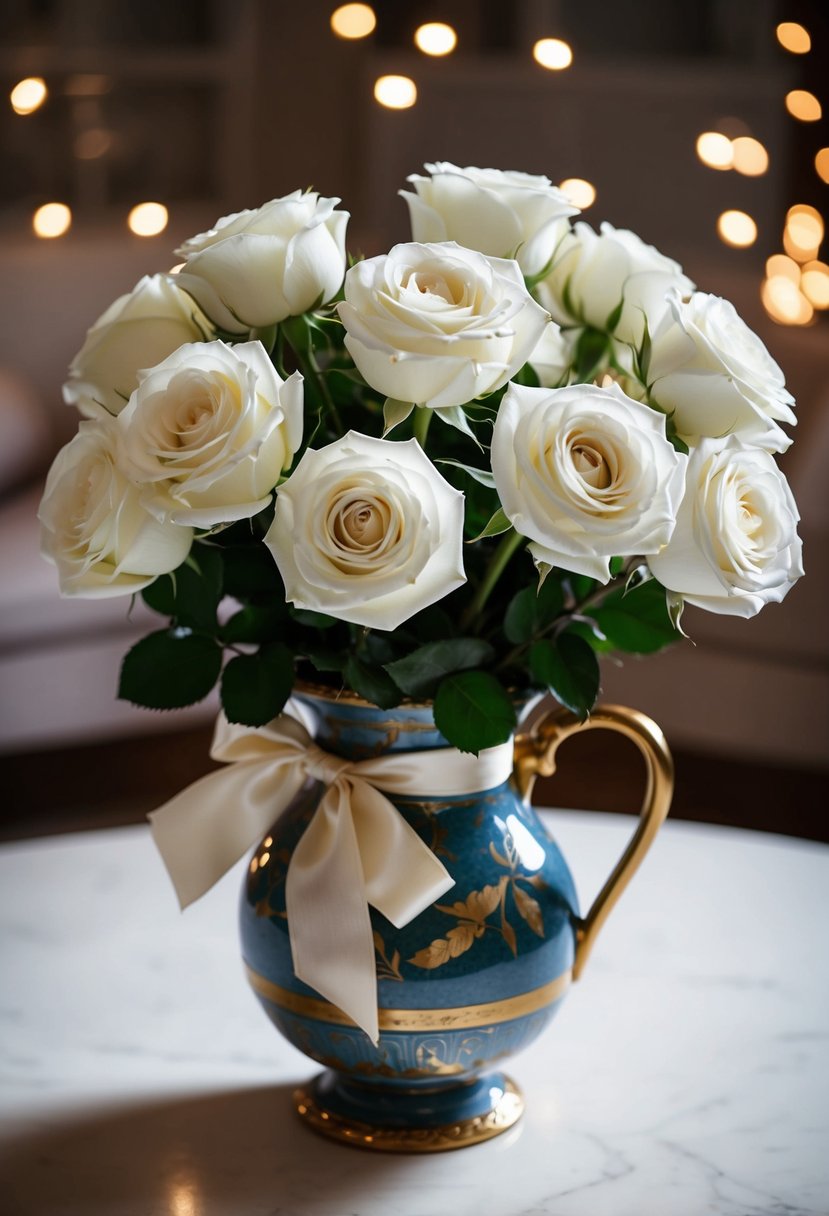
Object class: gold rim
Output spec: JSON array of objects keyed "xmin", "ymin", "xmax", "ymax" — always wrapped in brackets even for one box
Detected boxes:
[
  {"xmin": 245, "ymin": 964, "xmax": 571, "ymax": 1030},
  {"xmin": 294, "ymin": 1077, "xmax": 524, "ymax": 1152}
]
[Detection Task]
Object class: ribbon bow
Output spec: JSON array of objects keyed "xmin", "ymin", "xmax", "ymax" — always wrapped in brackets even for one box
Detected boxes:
[{"xmin": 148, "ymin": 702, "xmax": 514, "ymax": 1042}]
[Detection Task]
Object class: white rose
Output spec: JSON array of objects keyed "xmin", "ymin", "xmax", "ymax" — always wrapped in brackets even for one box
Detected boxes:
[
  {"xmin": 537, "ymin": 221, "xmax": 695, "ymax": 347},
  {"xmin": 265, "ymin": 432, "xmax": 466, "ymax": 630},
  {"xmin": 648, "ymin": 436, "xmax": 803, "ymax": 618},
  {"xmin": 338, "ymin": 242, "xmax": 549, "ymax": 410},
  {"xmin": 62, "ymin": 274, "xmax": 213, "ymax": 418},
  {"xmin": 528, "ymin": 320, "xmax": 573, "ymax": 387},
  {"xmin": 38, "ymin": 419, "xmax": 192, "ymax": 598},
  {"xmin": 174, "ymin": 192, "xmax": 348, "ymax": 333},
  {"xmin": 401, "ymin": 163, "xmax": 577, "ymax": 276},
  {"xmin": 491, "ymin": 382, "xmax": 686, "ymax": 582},
  {"xmin": 119, "ymin": 340, "xmax": 303, "ymax": 528},
  {"xmin": 647, "ymin": 291, "xmax": 796, "ymax": 454}
]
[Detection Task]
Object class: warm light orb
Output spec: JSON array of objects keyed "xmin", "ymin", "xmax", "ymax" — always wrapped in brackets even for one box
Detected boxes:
[
  {"xmin": 731, "ymin": 136, "xmax": 769, "ymax": 176},
  {"xmin": 330, "ymin": 3, "xmax": 376, "ymax": 39},
  {"xmin": 765, "ymin": 254, "xmax": 800, "ymax": 284},
  {"xmin": 776, "ymin": 22, "xmax": 811, "ymax": 54},
  {"xmin": 784, "ymin": 204, "xmax": 824, "ymax": 262},
  {"xmin": 762, "ymin": 276, "xmax": 814, "ymax": 326},
  {"xmin": 414, "ymin": 22, "xmax": 457, "ymax": 56},
  {"xmin": 786, "ymin": 90, "xmax": 822, "ymax": 122},
  {"xmin": 533, "ymin": 38, "xmax": 573, "ymax": 70},
  {"xmin": 717, "ymin": 210, "xmax": 757, "ymax": 248},
  {"xmin": 373, "ymin": 75, "xmax": 417, "ymax": 109},
  {"xmin": 696, "ymin": 132, "xmax": 733, "ymax": 170},
  {"xmin": 74, "ymin": 128, "xmax": 112, "ymax": 160},
  {"xmin": 815, "ymin": 148, "xmax": 829, "ymax": 185},
  {"xmin": 559, "ymin": 178, "xmax": 596, "ymax": 208},
  {"xmin": 801, "ymin": 261, "xmax": 829, "ymax": 309},
  {"xmin": 127, "ymin": 202, "xmax": 169, "ymax": 237},
  {"xmin": 10, "ymin": 77, "xmax": 48, "ymax": 115},
  {"xmin": 33, "ymin": 202, "xmax": 71, "ymax": 239}
]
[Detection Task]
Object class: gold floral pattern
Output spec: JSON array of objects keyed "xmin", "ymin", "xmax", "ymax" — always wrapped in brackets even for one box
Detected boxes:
[{"xmin": 408, "ymin": 830, "xmax": 548, "ymax": 970}]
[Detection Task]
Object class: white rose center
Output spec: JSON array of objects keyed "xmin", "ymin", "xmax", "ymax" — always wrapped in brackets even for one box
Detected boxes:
[
  {"xmin": 571, "ymin": 442, "xmax": 612, "ymax": 489},
  {"xmin": 324, "ymin": 487, "xmax": 403, "ymax": 573}
]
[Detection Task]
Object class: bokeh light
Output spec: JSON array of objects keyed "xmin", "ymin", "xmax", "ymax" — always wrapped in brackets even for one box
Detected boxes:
[
  {"xmin": 696, "ymin": 132, "xmax": 733, "ymax": 170},
  {"xmin": 731, "ymin": 136, "xmax": 768, "ymax": 176},
  {"xmin": 533, "ymin": 39, "xmax": 573, "ymax": 70},
  {"xmin": 414, "ymin": 23, "xmax": 457, "ymax": 56},
  {"xmin": 785, "ymin": 90, "xmax": 822, "ymax": 122},
  {"xmin": 374, "ymin": 75, "xmax": 417, "ymax": 109},
  {"xmin": 762, "ymin": 276, "xmax": 813, "ymax": 325},
  {"xmin": 330, "ymin": 4, "xmax": 376, "ymax": 39},
  {"xmin": 33, "ymin": 203, "xmax": 71, "ymax": 238},
  {"xmin": 801, "ymin": 261, "xmax": 829, "ymax": 309},
  {"xmin": 765, "ymin": 254, "xmax": 800, "ymax": 283},
  {"xmin": 10, "ymin": 77, "xmax": 47, "ymax": 115},
  {"xmin": 559, "ymin": 178, "xmax": 596, "ymax": 208},
  {"xmin": 74, "ymin": 128, "xmax": 113, "ymax": 160},
  {"xmin": 717, "ymin": 210, "xmax": 757, "ymax": 248},
  {"xmin": 815, "ymin": 148, "xmax": 829, "ymax": 185},
  {"xmin": 783, "ymin": 204, "xmax": 824, "ymax": 262},
  {"xmin": 776, "ymin": 22, "xmax": 811, "ymax": 54},
  {"xmin": 127, "ymin": 202, "xmax": 169, "ymax": 237}
]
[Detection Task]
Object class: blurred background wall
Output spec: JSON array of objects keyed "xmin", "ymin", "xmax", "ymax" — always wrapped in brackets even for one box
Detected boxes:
[{"xmin": 0, "ymin": 0, "xmax": 827, "ymax": 831}]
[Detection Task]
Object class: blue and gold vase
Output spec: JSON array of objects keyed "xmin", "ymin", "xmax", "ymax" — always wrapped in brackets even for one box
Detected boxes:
[{"xmin": 239, "ymin": 686, "xmax": 673, "ymax": 1152}]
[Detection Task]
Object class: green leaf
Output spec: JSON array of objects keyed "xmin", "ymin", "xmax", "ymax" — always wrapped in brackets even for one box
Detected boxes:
[
  {"xmin": 503, "ymin": 578, "xmax": 565, "ymax": 644},
  {"xmin": 141, "ymin": 544, "xmax": 223, "ymax": 630},
  {"xmin": 289, "ymin": 606, "xmax": 339, "ymax": 629},
  {"xmin": 434, "ymin": 671, "xmax": 517, "ymax": 755},
  {"xmin": 529, "ymin": 634, "xmax": 600, "ymax": 720},
  {"xmin": 593, "ymin": 578, "xmax": 682, "ymax": 654},
  {"xmin": 383, "ymin": 397, "xmax": 415, "ymax": 435},
  {"xmin": 573, "ymin": 328, "xmax": 610, "ymax": 383},
  {"xmin": 222, "ymin": 601, "xmax": 287, "ymax": 644},
  {"xmin": 344, "ymin": 655, "xmax": 402, "ymax": 710},
  {"xmin": 413, "ymin": 605, "xmax": 457, "ymax": 643},
  {"xmin": 605, "ymin": 298, "xmax": 624, "ymax": 334},
  {"xmin": 470, "ymin": 508, "xmax": 512, "ymax": 541},
  {"xmin": 220, "ymin": 644, "xmax": 294, "ymax": 726},
  {"xmin": 305, "ymin": 647, "xmax": 346, "ymax": 673},
  {"xmin": 385, "ymin": 639, "xmax": 495, "ymax": 699},
  {"xmin": 433, "ymin": 404, "xmax": 483, "ymax": 447},
  {"xmin": 119, "ymin": 628, "xmax": 222, "ymax": 710},
  {"xmin": 220, "ymin": 546, "xmax": 283, "ymax": 599},
  {"xmin": 435, "ymin": 458, "xmax": 496, "ymax": 488}
]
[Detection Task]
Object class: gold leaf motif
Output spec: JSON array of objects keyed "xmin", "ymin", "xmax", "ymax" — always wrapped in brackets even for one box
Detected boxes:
[
  {"xmin": 436, "ymin": 880, "xmax": 504, "ymax": 924},
  {"xmin": 501, "ymin": 918, "xmax": 517, "ymax": 956},
  {"xmin": 408, "ymin": 922, "xmax": 476, "ymax": 970},
  {"xmin": 489, "ymin": 841, "xmax": 511, "ymax": 868},
  {"xmin": 513, "ymin": 883, "xmax": 545, "ymax": 937}
]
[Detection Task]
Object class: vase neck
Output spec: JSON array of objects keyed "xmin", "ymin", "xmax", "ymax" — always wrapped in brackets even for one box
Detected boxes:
[{"xmin": 294, "ymin": 690, "xmax": 446, "ymax": 761}]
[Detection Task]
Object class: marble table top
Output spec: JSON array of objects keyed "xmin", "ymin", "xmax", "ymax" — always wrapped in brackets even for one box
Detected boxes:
[{"xmin": 1, "ymin": 812, "xmax": 827, "ymax": 1216}]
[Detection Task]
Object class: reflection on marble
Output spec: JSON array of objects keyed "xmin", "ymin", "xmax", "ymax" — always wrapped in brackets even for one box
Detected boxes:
[{"xmin": 0, "ymin": 814, "xmax": 828, "ymax": 1215}]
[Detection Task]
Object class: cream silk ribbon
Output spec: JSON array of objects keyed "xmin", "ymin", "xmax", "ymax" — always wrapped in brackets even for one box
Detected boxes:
[{"xmin": 148, "ymin": 701, "xmax": 515, "ymax": 1043}]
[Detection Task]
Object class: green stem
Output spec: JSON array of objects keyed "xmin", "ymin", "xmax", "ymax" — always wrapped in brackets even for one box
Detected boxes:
[
  {"xmin": 281, "ymin": 318, "xmax": 344, "ymax": 434},
  {"xmin": 412, "ymin": 405, "xmax": 432, "ymax": 451},
  {"xmin": 461, "ymin": 528, "xmax": 525, "ymax": 630}
]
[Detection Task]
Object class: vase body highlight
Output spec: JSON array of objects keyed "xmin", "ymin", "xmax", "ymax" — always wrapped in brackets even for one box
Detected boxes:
[{"xmin": 239, "ymin": 687, "xmax": 672, "ymax": 1151}]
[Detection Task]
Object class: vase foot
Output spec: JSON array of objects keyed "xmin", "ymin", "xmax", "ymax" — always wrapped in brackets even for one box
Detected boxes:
[{"xmin": 294, "ymin": 1070, "xmax": 524, "ymax": 1153}]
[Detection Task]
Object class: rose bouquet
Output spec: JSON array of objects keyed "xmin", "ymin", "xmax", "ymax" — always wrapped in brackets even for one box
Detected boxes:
[{"xmin": 39, "ymin": 164, "xmax": 803, "ymax": 756}]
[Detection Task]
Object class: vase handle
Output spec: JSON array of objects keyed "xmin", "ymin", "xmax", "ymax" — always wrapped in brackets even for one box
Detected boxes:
[{"xmin": 513, "ymin": 703, "xmax": 674, "ymax": 980}]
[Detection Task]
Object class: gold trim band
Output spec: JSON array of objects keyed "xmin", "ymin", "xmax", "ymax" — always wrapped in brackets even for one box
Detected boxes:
[
  {"xmin": 294, "ymin": 1076, "xmax": 524, "ymax": 1152},
  {"xmin": 245, "ymin": 965, "xmax": 571, "ymax": 1031}
]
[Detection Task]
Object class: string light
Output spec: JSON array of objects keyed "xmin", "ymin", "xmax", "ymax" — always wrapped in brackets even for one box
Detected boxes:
[
  {"xmin": 10, "ymin": 77, "xmax": 47, "ymax": 115},
  {"xmin": 330, "ymin": 4, "xmax": 376, "ymax": 39},
  {"xmin": 414, "ymin": 23, "xmax": 457, "ymax": 56},
  {"xmin": 33, "ymin": 203, "xmax": 71, "ymax": 238},
  {"xmin": 533, "ymin": 39, "xmax": 573, "ymax": 70},
  {"xmin": 762, "ymin": 276, "xmax": 813, "ymax": 325},
  {"xmin": 776, "ymin": 22, "xmax": 811, "ymax": 54},
  {"xmin": 815, "ymin": 148, "xmax": 829, "ymax": 185},
  {"xmin": 374, "ymin": 76, "xmax": 417, "ymax": 109},
  {"xmin": 696, "ymin": 132, "xmax": 733, "ymax": 170},
  {"xmin": 127, "ymin": 202, "xmax": 169, "ymax": 237},
  {"xmin": 765, "ymin": 254, "xmax": 800, "ymax": 284},
  {"xmin": 731, "ymin": 136, "xmax": 768, "ymax": 176},
  {"xmin": 783, "ymin": 204, "xmax": 824, "ymax": 262},
  {"xmin": 559, "ymin": 178, "xmax": 595, "ymax": 208},
  {"xmin": 717, "ymin": 210, "xmax": 757, "ymax": 248},
  {"xmin": 801, "ymin": 262, "xmax": 829, "ymax": 309},
  {"xmin": 785, "ymin": 90, "xmax": 822, "ymax": 122}
]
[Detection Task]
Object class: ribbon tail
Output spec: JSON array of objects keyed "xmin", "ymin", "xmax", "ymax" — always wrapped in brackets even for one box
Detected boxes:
[
  {"xmin": 349, "ymin": 780, "xmax": 455, "ymax": 927},
  {"xmin": 285, "ymin": 784, "xmax": 380, "ymax": 1043},
  {"xmin": 149, "ymin": 759, "xmax": 305, "ymax": 909}
]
